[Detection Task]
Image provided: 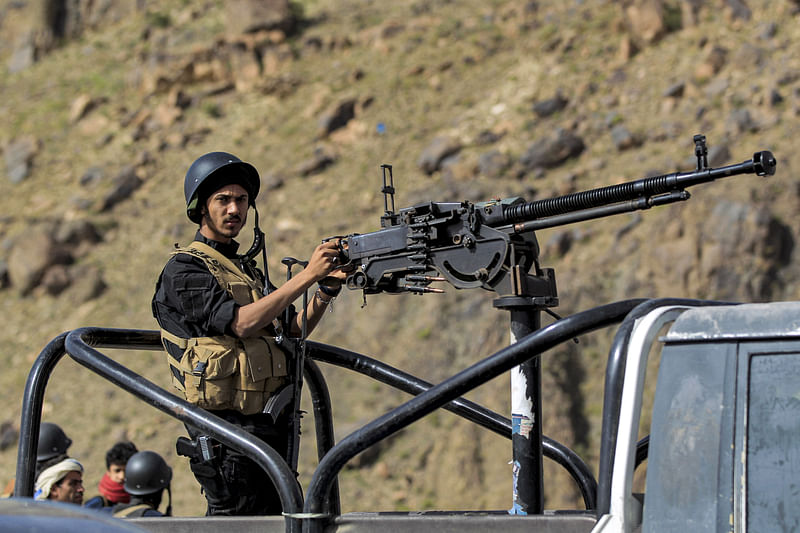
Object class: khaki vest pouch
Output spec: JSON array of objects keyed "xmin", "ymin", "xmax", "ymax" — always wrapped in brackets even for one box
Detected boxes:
[
  {"xmin": 181, "ymin": 337, "xmax": 238, "ymax": 410},
  {"xmin": 240, "ymin": 338, "xmax": 274, "ymax": 387},
  {"xmin": 228, "ymin": 281, "xmax": 254, "ymax": 305}
]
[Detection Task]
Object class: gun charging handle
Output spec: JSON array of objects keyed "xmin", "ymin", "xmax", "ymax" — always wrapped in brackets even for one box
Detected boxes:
[{"xmin": 321, "ymin": 236, "xmax": 351, "ymax": 266}]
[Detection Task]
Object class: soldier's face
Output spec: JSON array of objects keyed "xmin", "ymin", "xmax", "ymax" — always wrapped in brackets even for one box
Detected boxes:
[{"xmin": 200, "ymin": 183, "xmax": 249, "ymax": 243}]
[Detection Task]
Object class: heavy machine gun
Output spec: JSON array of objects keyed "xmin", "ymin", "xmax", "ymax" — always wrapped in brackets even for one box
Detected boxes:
[{"xmin": 329, "ymin": 135, "xmax": 776, "ymax": 304}]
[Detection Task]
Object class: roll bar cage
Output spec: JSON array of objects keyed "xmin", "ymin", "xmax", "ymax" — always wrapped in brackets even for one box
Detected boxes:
[{"xmin": 15, "ymin": 298, "xmax": 732, "ymax": 532}]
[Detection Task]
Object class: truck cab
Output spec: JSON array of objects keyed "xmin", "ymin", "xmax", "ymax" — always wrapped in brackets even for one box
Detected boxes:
[{"xmin": 596, "ymin": 302, "xmax": 800, "ymax": 533}]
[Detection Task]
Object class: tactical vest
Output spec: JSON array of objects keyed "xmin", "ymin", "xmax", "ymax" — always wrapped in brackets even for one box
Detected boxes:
[
  {"xmin": 113, "ymin": 503, "xmax": 153, "ymax": 518},
  {"xmin": 162, "ymin": 241, "xmax": 289, "ymax": 416}
]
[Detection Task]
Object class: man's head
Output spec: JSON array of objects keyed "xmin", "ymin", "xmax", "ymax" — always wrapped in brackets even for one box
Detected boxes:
[
  {"xmin": 184, "ymin": 152, "xmax": 260, "ymax": 225},
  {"xmin": 49, "ymin": 470, "xmax": 84, "ymax": 504},
  {"xmin": 106, "ymin": 441, "xmax": 138, "ymax": 484},
  {"xmin": 36, "ymin": 422, "xmax": 71, "ymax": 463},
  {"xmin": 199, "ymin": 182, "xmax": 250, "ymax": 243},
  {"xmin": 34, "ymin": 457, "xmax": 84, "ymax": 505}
]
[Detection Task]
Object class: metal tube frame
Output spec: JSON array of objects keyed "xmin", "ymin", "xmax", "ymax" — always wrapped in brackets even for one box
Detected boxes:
[
  {"xmin": 15, "ymin": 328, "xmax": 305, "ymax": 533},
  {"xmin": 302, "ymin": 299, "xmax": 646, "ymax": 532},
  {"xmin": 303, "ymin": 358, "xmax": 341, "ymax": 516},
  {"xmin": 17, "ymin": 297, "xmax": 699, "ymax": 532},
  {"xmin": 306, "ymin": 341, "xmax": 597, "ymax": 510}
]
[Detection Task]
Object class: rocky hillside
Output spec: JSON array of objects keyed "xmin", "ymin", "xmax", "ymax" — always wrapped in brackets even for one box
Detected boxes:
[{"xmin": 0, "ymin": 0, "xmax": 798, "ymax": 516}]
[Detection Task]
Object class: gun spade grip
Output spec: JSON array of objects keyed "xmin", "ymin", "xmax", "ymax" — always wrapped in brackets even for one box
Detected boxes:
[{"xmin": 753, "ymin": 150, "xmax": 777, "ymax": 176}]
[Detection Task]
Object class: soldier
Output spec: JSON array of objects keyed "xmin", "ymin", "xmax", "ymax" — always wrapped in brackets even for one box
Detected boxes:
[
  {"xmin": 84, "ymin": 441, "xmax": 138, "ymax": 509},
  {"xmin": 152, "ymin": 152, "xmax": 347, "ymax": 515},
  {"xmin": 2, "ymin": 422, "xmax": 73, "ymax": 498},
  {"xmin": 111, "ymin": 451, "xmax": 172, "ymax": 518},
  {"xmin": 35, "ymin": 422, "xmax": 73, "ymax": 477}
]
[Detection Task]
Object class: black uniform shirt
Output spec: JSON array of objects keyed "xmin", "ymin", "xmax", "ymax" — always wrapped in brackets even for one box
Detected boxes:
[{"xmin": 151, "ymin": 232, "xmax": 294, "ymax": 362}]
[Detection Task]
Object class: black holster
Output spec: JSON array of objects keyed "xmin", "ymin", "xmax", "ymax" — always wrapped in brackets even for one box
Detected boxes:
[{"xmin": 176, "ymin": 435, "xmax": 219, "ymax": 463}]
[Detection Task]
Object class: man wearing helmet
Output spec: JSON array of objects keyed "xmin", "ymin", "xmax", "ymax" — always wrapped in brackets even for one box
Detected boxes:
[
  {"xmin": 35, "ymin": 422, "xmax": 73, "ymax": 478},
  {"xmin": 152, "ymin": 152, "xmax": 346, "ymax": 516},
  {"xmin": 111, "ymin": 451, "xmax": 172, "ymax": 518},
  {"xmin": 2, "ymin": 422, "xmax": 74, "ymax": 498}
]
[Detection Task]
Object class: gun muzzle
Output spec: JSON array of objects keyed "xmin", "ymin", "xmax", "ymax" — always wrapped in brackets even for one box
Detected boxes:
[{"xmin": 752, "ymin": 150, "xmax": 777, "ymax": 176}]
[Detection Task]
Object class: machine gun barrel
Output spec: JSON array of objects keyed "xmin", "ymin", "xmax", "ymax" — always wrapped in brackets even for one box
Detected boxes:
[{"xmin": 492, "ymin": 150, "xmax": 776, "ymax": 228}]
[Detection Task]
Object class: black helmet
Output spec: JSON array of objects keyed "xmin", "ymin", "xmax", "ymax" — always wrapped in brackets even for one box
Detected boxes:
[
  {"xmin": 123, "ymin": 451, "xmax": 172, "ymax": 496},
  {"xmin": 184, "ymin": 152, "xmax": 260, "ymax": 223},
  {"xmin": 37, "ymin": 423, "xmax": 72, "ymax": 462}
]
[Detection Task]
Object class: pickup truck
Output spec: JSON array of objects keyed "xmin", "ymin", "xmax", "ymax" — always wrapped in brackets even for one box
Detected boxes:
[{"xmin": 11, "ymin": 297, "xmax": 799, "ymax": 532}]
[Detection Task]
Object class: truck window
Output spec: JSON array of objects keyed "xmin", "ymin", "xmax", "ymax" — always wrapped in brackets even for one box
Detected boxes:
[{"xmin": 748, "ymin": 353, "xmax": 800, "ymax": 531}]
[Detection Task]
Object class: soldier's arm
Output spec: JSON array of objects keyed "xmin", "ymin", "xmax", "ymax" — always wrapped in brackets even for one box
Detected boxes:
[{"xmin": 231, "ymin": 241, "xmax": 341, "ymax": 338}]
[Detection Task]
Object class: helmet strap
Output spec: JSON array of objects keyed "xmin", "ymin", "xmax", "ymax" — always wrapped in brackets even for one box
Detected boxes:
[
  {"xmin": 238, "ymin": 207, "xmax": 272, "ymax": 295},
  {"xmin": 165, "ymin": 485, "xmax": 172, "ymax": 516}
]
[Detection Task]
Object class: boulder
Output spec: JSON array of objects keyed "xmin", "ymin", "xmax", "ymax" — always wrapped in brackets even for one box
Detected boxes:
[
  {"xmin": 663, "ymin": 81, "xmax": 685, "ymax": 98},
  {"xmin": 532, "ymin": 91, "xmax": 569, "ymax": 118},
  {"xmin": 64, "ymin": 265, "xmax": 107, "ymax": 303},
  {"xmin": 40, "ymin": 265, "xmax": 71, "ymax": 296},
  {"xmin": 7, "ymin": 32, "xmax": 36, "ymax": 73},
  {"xmin": 519, "ymin": 129, "xmax": 585, "ymax": 171},
  {"xmin": 69, "ymin": 94, "xmax": 106, "ymax": 123},
  {"xmin": 0, "ymin": 260, "xmax": 8, "ymax": 290},
  {"xmin": 694, "ymin": 45, "xmax": 727, "ymax": 82},
  {"xmin": 0, "ymin": 421, "xmax": 17, "ymax": 452},
  {"xmin": 55, "ymin": 219, "xmax": 102, "ymax": 259},
  {"xmin": 697, "ymin": 201, "xmax": 793, "ymax": 300},
  {"xmin": 80, "ymin": 166, "xmax": 104, "ymax": 186},
  {"xmin": 724, "ymin": 0, "xmax": 752, "ymax": 21},
  {"xmin": 417, "ymin": 136, "xmax": 463, "ymax": 175},
  {"xmin": 4, "ymin": 136, "xmax": 40, "ymax": 184},
  {"xmin": 477, "ymin": 150, "xmax": 512, "ymax": 179},
  {"xmin": 726, "ymin": 108, "xmax": 759, "ymax": 135},
  {"xmin": 100, "ymin": 166, "xmax": 144, "ymax": 212},
  {"xmin": 6, "ymin": 2, "xmax": 142, "ymax": 70},
  {"xmin": 624, "ymin": 0, "xmax": 667, "ymax": 46},
  {"xmin": 229, "ymin": 46, "xmax": 262, "ymax": 92},
  {"xmin": 610, "ymin": 125, "xmax": 642, "ymax": 151},
  {"xmin": 226, "ymin": 0, "xmax": 296, "ymax": 36},
  {"xmin": 7, "ymin": 227, "xmax": 71, "ymax": 295},
  {"xmin": 295, "ymin": 146, "xmax": 338, "ymax": 176},
  {"xmin": 440, "ymin": 156, "xmax": 477, "ymax": 183},
  {"xmin": 317, "ymin": 98, "xmax": 357, "ymax": 138}
]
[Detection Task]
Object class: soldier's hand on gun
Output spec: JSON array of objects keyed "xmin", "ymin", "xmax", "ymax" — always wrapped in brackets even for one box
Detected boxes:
[{"xmin": 307, "ymin": 240, "xmax": 350, "ymax": 283}]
